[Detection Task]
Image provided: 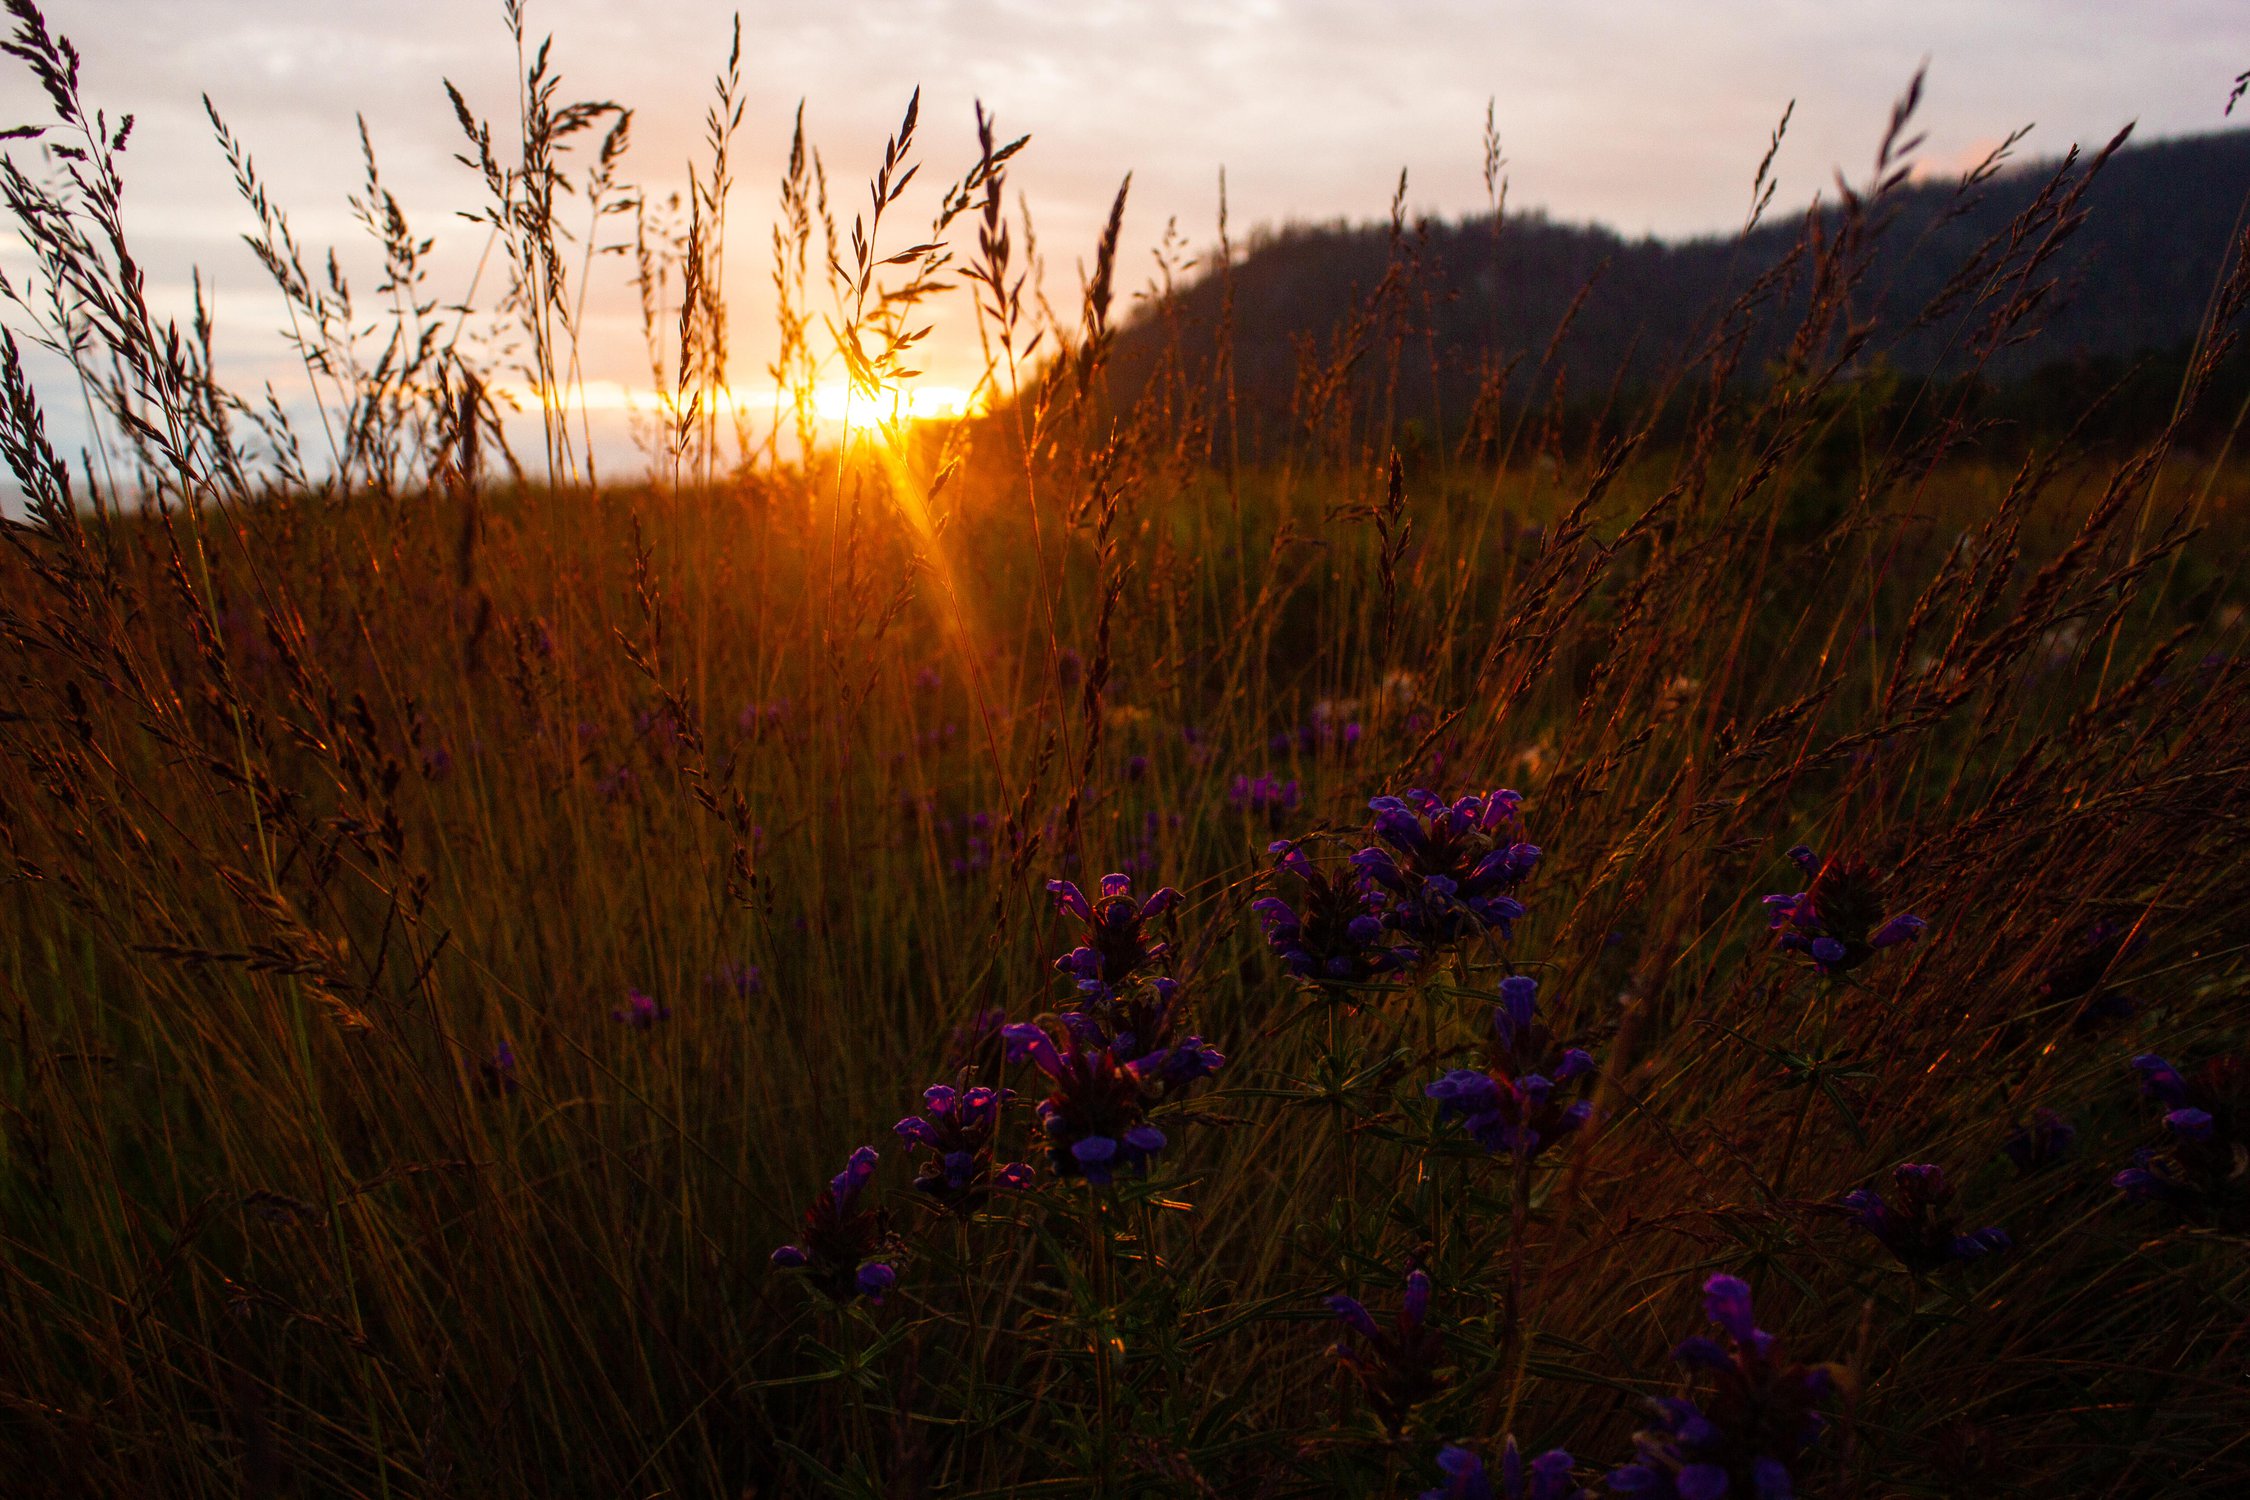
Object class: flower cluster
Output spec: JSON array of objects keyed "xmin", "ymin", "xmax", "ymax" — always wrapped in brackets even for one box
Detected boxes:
[
  {"xmin": 1228, "ymin": 772, "xmax": 1300, "ymax": 827},
  {"xmin": 771, "ymin": 1146, "xmax": 899, "ymax": 1304},
  {"xmin": 895, "ymin": 1084, "xmax": 1034, "ymax": 1213},
  {"xmin": 611, "ymin": 987, "xmax": 670, "ymax": 1029},
  {"xmin": 1760, "ymin": 845, "xmax": 1925, "ymax": 976},
  {"xmin": 704, "ymin": 960, "xmax": 765, "ymax": 998},
  {"xmin": 1422, "ymin": 1440, "xmax": 1587, "ymax": 1500},
  {"xmin": 983, "ymin": 867, "xmax": 1226, "ymax": 1188},
  {"xmin": 939, "ymin": 810, "xmax": 996, "ymax": 880},
  {"xmin": 1425, "ymin": 976, "xmax": 1596, "ymax": 1163},
  {"xmin": 1611, "ymin": 1275, "xmax": 1841, "ymax": 1500},
  {"xmin": 1004, "ymin": 1023, "xmax": 1174, "ymax": 1185},
  {"xmin": 1841, "ymin": 1163, "xmax": 2010, "ymax": 1274},
  {"xmin": 1329, "ymin": 1267, "xmax": 1450, "ymax": 1434},
  {"xmin": 1056, "ymin": 976, "xmax": 1225, "ymax": 1098},
  {"xmin": 477, "ymin": 1040, "xmax": 519, "ymax": 1098},
  {"xmin": 1353, "ymin": 789, "xmax": 1540, "ymax": 945},
  {"xmin": 1047, "ymin": 873, "xmax": 1180, "ymax": 999},
  {"xmin": 2114, "ymin": 1053, "xmax": 2248, "ymax": 1224},
  {"xmin": 2001, "ymin": 1109, "xmax": 2077, "ymax": 1176},
  {"xmin": 1253, "ymin": 838, "xmax": 1421, "ymax": 985}
]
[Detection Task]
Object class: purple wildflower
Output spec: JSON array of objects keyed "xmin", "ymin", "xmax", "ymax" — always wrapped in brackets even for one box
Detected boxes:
[
  {"xmin": 1003, "ymin": 1022, "xmax": 1173, "ymax": 1186},
  {"xmin": 1609, "ymin": 1275, "xmax": 1841, "ymax": 1500},
  {"xmin": 2000, "ymin": 1109, "xmax": 2077, "ymax": 1176},
  {"xmin": 945, "ymin": 810, "xmax": 996, "ymax": 880},
  {"xmin": 1302, "ymin": 703, "xmax": 1364, "ymax": 759},
  {"xmin": 894, "ymin": 1084, "xmax": 1034, "ymax": 1211},
  {"xmin": 1229, "ymin": 772, "xmax": 1301, "ymax": 828},
  {"xmin": 2113, "ymin": 1053, "xmax": 2249, "ymax": 1224},
  {"xmin": 1427, "ymin": 1445, "xmax": 1496, "ymax": 1500},
  {"xmin": 704, "ymin": 961, "xmax": 765, "ymax": 998},
  {"xmin": 611, "ymin": 987, "xmax": 671, "ymax": 1030},
  {"xmin": 1329, "ymin": 1267, "xmax": 1449, "ymax": 1434},
  {"xmin": 2130, "ymin": 1052, "xmax": 2189, "ymax": 1105},
  {"xmin": 1841, "ymin": 1163, "xmax": 2011, "ymax": 1274},
  {"xmin": 1760, "ymin": 845, "xmax": 1924, "ymax": 977},
  {"xmin": 771, "ymin": 1146, "xmax": 900, "ymax": 1304},
  {"xmin": 1115, "ymin": 1000, "xmax": 1228, "ymax": 1097},
  {"xmin": 1046, "ymin": 872, "xmax": 1180, "ymax": 999},
  {"xmin": 1351, "ymin": 788, "xmax": 1540, "ymax": 945},
  {"xmin": 1051, "ymin": 970, "xmax": 1225, "ymax": 1101},
  {"xmin": 475, "ymin": 1040, "xmax": 519, "ymax": 1098},
  {"xmin": 1424, "ymin": 1441, "xmax": 1587, "ymax": 1500},
  {"xmin": 1425, "ymin": 976, "xmax": 1596, "ymax": 1162},
  {"xmin": 738, "ymin": 699, "xmax": 793, "ymax": 742},
  {"xmin": 1254, "ymin": 838, "xmax": 1421, "ymax": 986}
]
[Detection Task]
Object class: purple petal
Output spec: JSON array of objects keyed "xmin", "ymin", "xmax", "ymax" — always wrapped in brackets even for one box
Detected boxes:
[
  {"xmin": 2167, "ymin": 1106, "xmax": 2216, "ymax": 1141},
  {"xmin": 1327, "ymin": 1293, "xmax": 1380, "ymax": 1340},
  {"xmin": 1871, "ymin": 914, "xmax": 1926, "ymax": 949},
  {"xmin": 1496, "ymin": 974, "xmax": 1538, "ymax": 1044},
  {"xmin": 1527, "ymin": 1449, "xmax": 1576, "ymax": 1500},
  {"xmin": 1139, "ymin": 886, "xmax": 1182, "ymax": 919},
  {"xmin": 1402, "ymin": 1268, "xmax": 1432, "ymax": 1327},
  {"xmin": 1002, "ymin": 1023, "xmax": 1062, "ymax": 1076},
  {"xmin": 2130, "ymin": 1054, "xmax": 2187, "ymax": 1104},
  {"xmin": 1046, "ymin": 879, "xmax": 1093, "ymax": 922},
  {"xmin": 1437, "ymin": 1443, "xmax": 1484, "ymax": 1477},
  {"xmin": 1702, "ymin": 1274, "xmax": 1757, "ymax": 1343},
  {"xmin": 1751, "ymin": 1458, "xmax": 1794, "ymax": 1500}
]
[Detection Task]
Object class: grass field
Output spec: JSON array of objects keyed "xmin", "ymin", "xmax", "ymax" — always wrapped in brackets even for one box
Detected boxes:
[{"xmin": 2, "ymin": 3, "xmax": 2249, "ymax": 1495}]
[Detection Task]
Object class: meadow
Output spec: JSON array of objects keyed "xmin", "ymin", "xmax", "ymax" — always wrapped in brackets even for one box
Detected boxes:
[{"xmin": 2, "ymin": 3, "xmax": 2248, "ymax": 1495}]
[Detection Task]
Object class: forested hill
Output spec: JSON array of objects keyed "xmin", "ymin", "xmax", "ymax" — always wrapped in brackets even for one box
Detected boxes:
[{"xmin": 1103, "ymin": 128, "xmax": 2250, "ymax": 443}]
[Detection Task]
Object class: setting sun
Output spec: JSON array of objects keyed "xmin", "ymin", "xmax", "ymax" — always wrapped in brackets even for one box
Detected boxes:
[
  {"xmin": 497, "ymin": 377, "xmax": 985, "ymax": 435},
  {"xmin": 812, "ymin": 380, "xmax": 986, "ymax": 430}
]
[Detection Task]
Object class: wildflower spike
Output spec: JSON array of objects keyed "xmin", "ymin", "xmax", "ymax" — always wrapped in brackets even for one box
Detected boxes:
[
  {"xmin": 771, "ymin": 1146, "xmax": 900, "ymax": 1303},
  {"xmin": 1610, "ymin": 1275, "xmax": 1841, "ymax": 1499}
]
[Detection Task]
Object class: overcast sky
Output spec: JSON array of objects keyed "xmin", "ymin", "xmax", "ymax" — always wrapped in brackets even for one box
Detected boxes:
[{"xmin": 2, "ymin": 0, "xmax": 2244, "ymax": 455}]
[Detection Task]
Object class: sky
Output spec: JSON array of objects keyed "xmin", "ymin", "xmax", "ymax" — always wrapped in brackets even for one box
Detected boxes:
[{"xmin": 1, "ymin": 0, "xmax": 2245, "ymax": 472}]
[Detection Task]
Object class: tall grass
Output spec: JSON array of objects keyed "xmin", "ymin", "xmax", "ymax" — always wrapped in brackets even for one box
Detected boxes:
[{"xmin": 1, "ymin": 3, "xmax": 2247, "ymax": 1494}]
